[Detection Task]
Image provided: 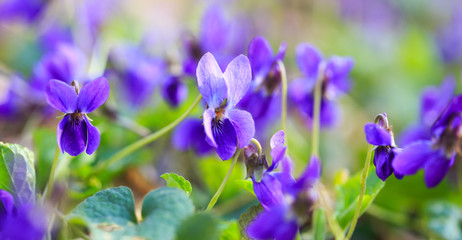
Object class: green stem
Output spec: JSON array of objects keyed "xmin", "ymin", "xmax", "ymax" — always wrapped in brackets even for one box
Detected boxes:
[
  {"xmin": 277, "ymin": 61, "xmax": 288, "ymax": 134},
  {"xmin": 42, "ymin": 146, "xmax": 60, "ymax": 203},
  {"xmin": 93, "ymin": 94, "xmax": 202, "ymax": 174},
  {"xmin": 345, "ymin": 145, "xmax": 374, "ymax": 240},
  {"xmin": 250, "ymin": 138, "xmax": 263, "ymax": 156},
  {"xmin": 206, "ymin": 149, "xmax": 242, "ymax": 211},
  {"xmin": 311, "ymin": 71, "xmax": 323, "ymax": 157}
]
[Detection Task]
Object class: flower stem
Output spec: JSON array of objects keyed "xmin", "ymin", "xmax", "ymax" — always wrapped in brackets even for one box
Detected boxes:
[
  {"xmin": 277, "ymin": 61, "xmax": 288, "ymax": 134},
  {"xmin": 42, "ymin": 146, "xmax": 60, "ymax": 203},
  {"xmin": 345, "ymin": 145, "xmax": 374, "ymax": 240},
  {"xmin": 93, "ymin": 94, "xmax": 202, "ymax": 174},
  {"xmin": 250, "ymin": 138, "xmax": 263, "ymax": 156},
  {"xmin": 311, "ymin": 71, "xmax": 323, "ymax": 157},
  {"xmin": 205, "ymin": 148, "xmax": 242, "ymax": 211}
]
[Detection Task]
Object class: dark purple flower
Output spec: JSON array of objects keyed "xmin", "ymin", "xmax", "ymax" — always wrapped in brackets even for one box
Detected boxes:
[
  {"xmin": 364, "ymin": 113, "xmax": 403, "ymax": 181},
  {"xmin": 172, "ymin": 118, "xmax": 213, "ymax": 156},
  {"xmin": 196, "ymin": 52, "xmax": 254, "ymax": 160},
  {"xmin": 106, "ymin": 45, "xmax": 166, "ymax": 108},
  {"xmin": 238, "ymin": 37, "xmax": 286, "ymax": 137},
  {"xmin": 161, "ymin": 76, "xmax": 188, "ymax": 108},
  {"xmin": 0, "ymin": 190, "xmax": 46, "ymax": 240},
  {"xmin": 435, "ymin": 9, "xmax": 462, "ymax": 64},
  {"xmin": 393, "ymin": 95, "xmax": 462, "ymax": 187},
  {"xmin": 399, "ymin": 76, "xmax": 456, "ymax": 146},
  {"xmin": 290, "ymin": 43, "xmax": 354, "ymax": 128},
  {"xmin": 45, "ymin": 77, "xmax": 110, "ymax": 156},
  {"xmin": 247, "ymin": 154, "xmax": 321, "ymax": 240}
]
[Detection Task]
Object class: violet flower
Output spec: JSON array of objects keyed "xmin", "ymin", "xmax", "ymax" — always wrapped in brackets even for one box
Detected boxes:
[
  {"xmin": 364, "ymin": 113, "xmax": 403, "ymax": 181},
  {"xmin": 106, "ymin": 45, "xmax": 166, "ymax": 108},
  {"xmin": 45, "ymin": 77, "xmax": 110, "ymax": 156},
  {"xmin": 238, "ymin": 36, "xmax": 286, "ymax": 137},
  {"xmin": 393, "ymin": 95, "xmax": 462, "ymax": 188},
  {"xmin": 0, "ymin": 190, "xmax": 46, "ymax": 240},
  {"xmin": 172, "ymin": 117, "xmax": 213, "ymax": 156},
  {"xmin": 196, "ymin": 52, "xmax": 254, "ymax": 160},
  {"xmin": 290, "ymin": 43, "xmax": 354, "ymax": 128},
  {"xmin": 247, "ymin": 155, "xmax": 321, "ymax": 240},
  {"xmin": 400, "ymin": 76, "xmax": 456, "ymax": 146},
  {"xmin": 0, "ymin": 0, "xmax": 47, "ymax": 22},
  {"xmin": 183, "ymin": 5, "xmax": 249, "ymax": 76}
]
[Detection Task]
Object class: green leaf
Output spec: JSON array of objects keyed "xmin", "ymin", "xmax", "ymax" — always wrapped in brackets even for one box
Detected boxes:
[
  {"xmin": 425, "ymin": 202, "xmax": 462, "ymax": 240},
  {"xmin": 139, "ymin": 187, "xmax": 195, "ymax": 239},
  {"xmin": 161, "ymin": 173, "xmax": 192, "ymax": 196},
  {"xmin": 175, "ymin": 213, "xmax": 219, "ymax": 240},
  {"xmin": 0, "ymin": 142, "xmax": 36, "ymax": 206},
  {"xmin": 313, "ymin": 208, "xmax": 326, "ymax": 240},
  {"xmin": 235, "ymin": 179, "xmax": 255, "ymax": 196},
  {"xmin": 69, "ymin": 186, "xmax": 194, "ymax": 240},
  {"xmin": 334, "ymin": 166, "xmax": 385, "ymax": 229},
  {"xmin": 238, "ymin": 204, "xmax": 263, "ymax": 240}
]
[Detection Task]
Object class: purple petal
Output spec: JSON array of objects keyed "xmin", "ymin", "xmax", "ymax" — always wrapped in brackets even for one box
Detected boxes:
[
  {"xmin": 364, "ymin": 123, "xmax": 392, "ymax": 146},
  {"xmin": 84, "ymin": 116, "xmax": 100, "ymax": 155},
  {"xmin": 296, "ymin": 43, "xmax": 322, "ymax": 81},
  {"xmin": 77, "ymin": 77, "xmax": 110, "ymax": 113},
  {"xmin": 274, "ymin": 220, "xmax": 298, "ymax": 240},
  {"xmin": 203, "ymin": 108, "xmax": 218, "ymax": 148},
  {"xmin": 270, "ymin": 130, "xmax": 285, "ymax": 149},
  {"xmin": 289, "ymin": 78, "xmax": 314, "ymax": 104},
  {"xmin": 267, "ymin": 145, "xmax": 286, "ymax": 172},
  {"xmin": 213, "ymin": 118, "xmax": 238, "ymax": 160},
  {"xmin": 298, "ymin": 155, "xmax": 321, "ymax": 185},
  {"xmin": 432, "ymin": 95, "xmax": 462, "ymax": 135},
  {"xmin": 392, "ymin": 141, "xmax": 435, "ymax": 175},
  {"xmin": 325, "ymin": 56, "xmax": 354, "ymax": 94},
  {"xmin": 61, "ymin": 117, "xmax": 87, "ymax": 156},
  {"xmin": 200, "ymin": 6, "xmax": 230, "ymax": 52},
  {"xmin": 162, "ymin": 76, "xmax": 188, "ymax": 107},
  {"xmin": 196, "ymin": 52, "xmax": 227, "ymax": 108},
  {"xmin": 253, "ymin": 173, "xmax": 286, "ymax": 210},
  {"xmin": 246, "ymin": 206, "xmax": 288, "ymax": 239},
  {"xmin": 227, "ymin": 109, "xmax": 255, "ymax": 148},
  {"xmin": 420, "ymin": 76, "xmax": 456, "ymax": 126},
  {"xmin": 45, "ymin": 80, "xmax": 77, "ymax": 113},
  {"xmin": 172, "ymin": 118, "xmax": 212, "ymax": 155},
  {"xmin": 57, "ymin": 115, "xmax": 70, "ymax": 153},
  {"xmin": 248, "ymin": 36, "xmax": 274, "ymax": 77},
  {"xmin": 398, "ymin": 124, "xmax": 432, "ymax": 147},
  {"xmin": 224, "ymin": 54, "xmax": 252, "ymax": 107},
  {"xmin": 373, "ymin": 147, "xmax": 394, "ymax": 181},
  {"xmin": 275, "ymin": 42, "xmax": 287, "ymax": 62},
  {"xmin": 0, "ymin": 189, "xmax": 14, "ymax": 214},
  {"xmin": 423, "ymin": 153, "xmax": 454, "ymax": 188}
]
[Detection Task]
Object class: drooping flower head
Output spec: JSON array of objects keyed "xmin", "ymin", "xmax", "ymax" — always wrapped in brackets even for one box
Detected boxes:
[
  {"xmin": 364, "ymin": 113, "xmax": 403, "ymax": 181},
  {"xmin": 393, "ymin": 95, "xmax": 462, "ymax": 187},
  {"xmin": 290, "ymin": 43, "xmax": 354, "ymax": 128},
  {"xmin": 238, "ymin": 37, "xmax": 286, "ymax": 137},
  {"xmin": 400, "ymin": 76, "xmax": 456, "ymax": 146},
  {"xmin": 247, "ymin": 151, "xmax": 321, "ymax": 240},
  {"xmin": 172, "ymin": 117, "xmax": 213, "ymax": 156},
  {"xmin": 197, "ymin": 52, "xmax": 255, "ymax": 160},
  {"xmin": 45, "ymin": 77, "xmax": 110, "ymax": 156},
  {"xmin": 0, "ymin": 190, "xmax": 46, "ymax": 240}
]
